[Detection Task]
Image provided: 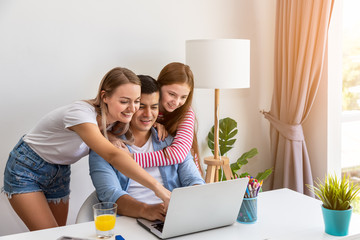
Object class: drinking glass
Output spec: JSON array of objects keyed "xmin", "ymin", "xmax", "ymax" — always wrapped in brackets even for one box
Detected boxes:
[{"xmin": 93, "ymin": 202, "xmax": 117, "ymax": 238}]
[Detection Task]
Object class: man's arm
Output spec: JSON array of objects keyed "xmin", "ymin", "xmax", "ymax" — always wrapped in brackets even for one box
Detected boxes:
[
  {"xmin": 89, "ymin": 150, "xmax": 166, "ymax": 221},
  {"xmin": 116, "ymin": 195, "xmax": 166, "ymax": 222},
  {"xmin": 89, "ymin": 150, "xmax": 129, "ymax": 203}
]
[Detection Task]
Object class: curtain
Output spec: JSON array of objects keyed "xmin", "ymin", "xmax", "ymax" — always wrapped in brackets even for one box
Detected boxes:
[{"xmin": 263, "ymin": 0, "xmax": 334, "ymax": 196}]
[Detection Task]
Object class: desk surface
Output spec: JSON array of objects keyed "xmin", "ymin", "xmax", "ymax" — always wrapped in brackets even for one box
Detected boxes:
[{"xmin": 1, "ymin": 188, "xmax": 360, "ymax": 240}]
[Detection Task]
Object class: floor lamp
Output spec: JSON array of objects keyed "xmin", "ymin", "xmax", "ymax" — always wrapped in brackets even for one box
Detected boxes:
[{"xmin": 186, "ymin": 39, "xmax": 250, "ymax": 183}]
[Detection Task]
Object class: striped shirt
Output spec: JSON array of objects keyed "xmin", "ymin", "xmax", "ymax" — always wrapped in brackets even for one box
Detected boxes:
[{"xmin": 133, "ymin": 108, "xmax": 195, "ymax": 168}]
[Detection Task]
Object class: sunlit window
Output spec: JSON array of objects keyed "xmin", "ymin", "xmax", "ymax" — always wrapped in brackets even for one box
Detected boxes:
[{"xmin": 341, "ymin": 0, "xmax": 360, "ymax": 213}]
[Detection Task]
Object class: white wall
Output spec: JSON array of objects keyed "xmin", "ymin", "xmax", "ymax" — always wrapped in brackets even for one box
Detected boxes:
[{"xmin": 0, "ymin": 0, "xmax": 276, "ymax": 236}]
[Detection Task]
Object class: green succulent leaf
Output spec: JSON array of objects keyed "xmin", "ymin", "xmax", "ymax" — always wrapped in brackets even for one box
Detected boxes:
[{"xmin": 307, "ymin": 174, "xmax": 360, "ymax": 210}]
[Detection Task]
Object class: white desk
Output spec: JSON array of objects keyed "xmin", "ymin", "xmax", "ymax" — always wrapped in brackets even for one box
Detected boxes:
[{"xmin": 1, "ymin": 188, "xmax": 360, "ymax": 240}]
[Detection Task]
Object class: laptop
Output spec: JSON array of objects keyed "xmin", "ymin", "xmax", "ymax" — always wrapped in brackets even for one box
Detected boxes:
[{"xmin": 137, "ymin": 178, "xmax": 248, "ymax": 239}]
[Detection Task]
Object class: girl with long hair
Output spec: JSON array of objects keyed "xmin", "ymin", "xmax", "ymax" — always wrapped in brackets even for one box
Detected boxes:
[{"xmin": 133, "ymin": 62, "xmax": 203, "ymax": 175}]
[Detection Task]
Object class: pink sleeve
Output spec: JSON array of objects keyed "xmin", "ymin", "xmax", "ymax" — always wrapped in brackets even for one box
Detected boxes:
[{"xmin": 133, "ymin": 109, "xmax": 195, "ymax": 168}]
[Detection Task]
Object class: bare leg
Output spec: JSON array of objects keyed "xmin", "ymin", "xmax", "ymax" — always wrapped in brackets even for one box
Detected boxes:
[
  {"xmin": 49, "ymin": 200, "xmax": 69, "ymax": 226},
  {"xmin": 9, "ymin": 192, "xmax": 59, "ymax": 231}
]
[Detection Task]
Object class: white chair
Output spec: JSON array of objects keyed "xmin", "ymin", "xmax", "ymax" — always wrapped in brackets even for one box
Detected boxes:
[{"xmin": 75, "ymin": 190, "xmax": 100, "ymax": 224}]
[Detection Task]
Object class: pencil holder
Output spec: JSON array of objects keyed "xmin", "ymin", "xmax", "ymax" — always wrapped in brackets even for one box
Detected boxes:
[{"xmin": 237, "ymin": 197, "xmax": 257, "ymax": 223}]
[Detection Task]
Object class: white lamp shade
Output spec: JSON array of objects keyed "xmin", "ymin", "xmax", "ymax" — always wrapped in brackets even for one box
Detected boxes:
[{"xmin": 186, "ymin": 39, "xmax": 250, "ymax": 89}]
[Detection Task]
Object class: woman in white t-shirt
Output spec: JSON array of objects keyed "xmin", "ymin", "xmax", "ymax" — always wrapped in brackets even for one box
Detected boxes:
[{"xmin": 2, "ymin": 67, "xmax": 170, "ymax": 231}]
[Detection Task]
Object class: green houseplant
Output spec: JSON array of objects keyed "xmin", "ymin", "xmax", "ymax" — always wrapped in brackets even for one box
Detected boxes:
[
  {"xmin": 307, "ymin": 174, "xmax": 360, "ymax": 236},
  {"xmin": 207, "ymin": 117, "xmax": 272, "ymax": 182}
]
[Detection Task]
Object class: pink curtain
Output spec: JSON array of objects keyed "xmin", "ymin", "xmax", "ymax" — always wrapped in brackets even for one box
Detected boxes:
[{"xmin": 263, "ymin": 0, "xmax": 334, "ymax": 196}]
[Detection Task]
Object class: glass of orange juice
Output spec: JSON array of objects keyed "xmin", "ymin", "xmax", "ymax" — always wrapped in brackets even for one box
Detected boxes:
[{"xmin": 93, "ymin": 202, "xmax": 117, "ymax": 238}]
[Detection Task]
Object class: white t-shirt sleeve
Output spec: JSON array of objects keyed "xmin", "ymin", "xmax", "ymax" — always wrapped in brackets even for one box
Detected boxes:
[
  {"xmin": 24, "ymin": 101, "xmax": 98, "ymax": 165},
  {"xmin": 64, "ymin": 101, "xmax": 98, "ymax": 128}
]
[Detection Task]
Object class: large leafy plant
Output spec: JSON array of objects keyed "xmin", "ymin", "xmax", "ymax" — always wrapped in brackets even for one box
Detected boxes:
[
  {"xmin": 207, "ymin": 117, "xmax": 272, "ymax": 181},
  {"xmin": 208, "ymin": 117, "xmax": 237, "ymax": 156},
  {"xmin": 307, "ymin": 174, "xmax": 360, "ymax": 210}
]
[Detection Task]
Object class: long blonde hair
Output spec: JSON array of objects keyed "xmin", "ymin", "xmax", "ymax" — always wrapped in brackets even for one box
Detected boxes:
[{"xmin": 87, "ymin": 67, "xmax": 141, "ymax": 139}]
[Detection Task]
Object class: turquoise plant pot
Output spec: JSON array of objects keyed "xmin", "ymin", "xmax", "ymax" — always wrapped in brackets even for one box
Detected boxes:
[{"xmin": 321, "ymin": 205, "xmax": 352, "ymax": 236}]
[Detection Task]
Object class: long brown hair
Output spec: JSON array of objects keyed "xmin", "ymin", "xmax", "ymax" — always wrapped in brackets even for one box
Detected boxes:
[
  {"xmin": 87, "ymin": 67, "xmax": 141, "ymax": 140},
  {"xmin": 158, "ymin": 62, "xmax": 194, "ymax": 135},
  {"xmin": 157, "ymin": 62, "xmax": 202, "ymax": 173}
]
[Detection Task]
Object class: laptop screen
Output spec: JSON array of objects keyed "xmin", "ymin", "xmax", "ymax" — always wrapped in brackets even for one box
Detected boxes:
[{"xmin": 137, "ymin": 178, "xmax": 248, "ymax": 239}]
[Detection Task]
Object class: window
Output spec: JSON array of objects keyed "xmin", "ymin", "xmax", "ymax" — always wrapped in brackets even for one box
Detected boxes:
[{"xmin": 341, "ymin": 0, "xmax": 360, "ymax": 213}]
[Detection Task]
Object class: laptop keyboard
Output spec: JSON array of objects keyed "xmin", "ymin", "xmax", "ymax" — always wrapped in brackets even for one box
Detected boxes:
[{"xmin": 152, "ymin": 222, "xmax": 164, "ymax": 232}]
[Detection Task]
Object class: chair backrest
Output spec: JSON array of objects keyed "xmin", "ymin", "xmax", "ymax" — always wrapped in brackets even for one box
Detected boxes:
[{"xmin": 75, "ymin": 190, "xmax": 100, "ymax": 224}]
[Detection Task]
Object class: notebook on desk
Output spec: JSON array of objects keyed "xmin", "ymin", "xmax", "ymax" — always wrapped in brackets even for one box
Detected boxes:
[{"xmin": 137, "ymin": 178, "xmax": 248, "ymax": 239}]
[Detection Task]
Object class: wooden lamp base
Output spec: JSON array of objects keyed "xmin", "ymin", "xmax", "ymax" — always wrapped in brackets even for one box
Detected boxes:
[{"xmin": 204, "ymin": 156, "xmax": 234, "ymax": 183}]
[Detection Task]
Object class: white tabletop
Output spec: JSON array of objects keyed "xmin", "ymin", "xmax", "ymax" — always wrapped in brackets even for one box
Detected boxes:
[{"xmin": 1, "ymin": 188, "xmax": 359, "ymax": 240}]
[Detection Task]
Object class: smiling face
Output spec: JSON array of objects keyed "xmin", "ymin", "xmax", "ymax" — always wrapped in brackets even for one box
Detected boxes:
[
  {"xmin": 130, "ymin": 92, "xmax": 160, "ymax": 133},
  {"xmin": 160, "ymin": 83, "xmax": 191, "ymax": 113},
  {"xmin": 103, "ymin": 83, "xmax": 141, "ymax": 124}
]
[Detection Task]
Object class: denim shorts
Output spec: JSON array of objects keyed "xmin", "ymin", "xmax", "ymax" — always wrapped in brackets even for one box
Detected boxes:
[{"xmin": 2, "ymin": 137, "xmax": 71, "ymax": 203}]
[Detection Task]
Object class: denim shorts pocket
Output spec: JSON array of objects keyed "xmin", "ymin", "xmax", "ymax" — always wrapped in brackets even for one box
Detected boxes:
[{"xmin": 11, "ymin": 144, "xmax": 46, "ymax": 171}]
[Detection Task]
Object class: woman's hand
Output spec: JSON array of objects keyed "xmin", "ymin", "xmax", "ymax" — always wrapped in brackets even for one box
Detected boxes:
[
  {"xmin": 154, "ymin": 183, "xmax": 171, "ymax": 210},
  {"xmin": 153, "ymin": 122, "xmax": 168, "ymax": 141}
]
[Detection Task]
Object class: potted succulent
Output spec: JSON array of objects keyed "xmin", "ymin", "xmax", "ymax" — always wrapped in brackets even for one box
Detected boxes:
[
  {"xmin": 207, "ymin": 117, "xmax": 272, "ymax": 182},
  {"xmin": 307, "ymin": 174, "xmax": 360, "ymax": 236}
]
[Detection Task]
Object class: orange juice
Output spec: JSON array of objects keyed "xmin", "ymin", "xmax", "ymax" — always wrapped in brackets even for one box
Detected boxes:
[{"xmin": 95, "ymin": 214, "xmax": 116, "ymax": 231}]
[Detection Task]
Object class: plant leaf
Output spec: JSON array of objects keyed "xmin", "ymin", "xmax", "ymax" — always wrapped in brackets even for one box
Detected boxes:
[
  {"xmin": 207, "ymin": 117, "xmax": 238, "ymax": 156},
  {"xmin": 220, "ymin": 146, "xmax": 233, "ymax": 156},
  {"xmin": 227, "ymin": 129, "xmax": 238, "ymax": 139},
  {"xmin": 236, "ymin": 158, "xmax": 248, "ymax": 166},
  {"xmin": 206, "ymin": 117, "xmax": 273, "ymax": 185},
  {"xmin": 241, "ymin": 148, "xmax": 258, "ymax": 159},
  {"xmin": 239, "ymin": 172, "xmax": 250, "ymax": 178},
  {"xmin": 230, "ymin": 162, "xmax": 240, "ymax": 171},
  {"xmin": 207, "ymin": 131, "xmax": 214, "ymax": 142},
  {"xmin": 306, "ymin": 173, "xmax": 360, "ymax": 210},
  {"xmin": 255, "ymin": 168, "xmax": 273, "ymax": 181}
]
